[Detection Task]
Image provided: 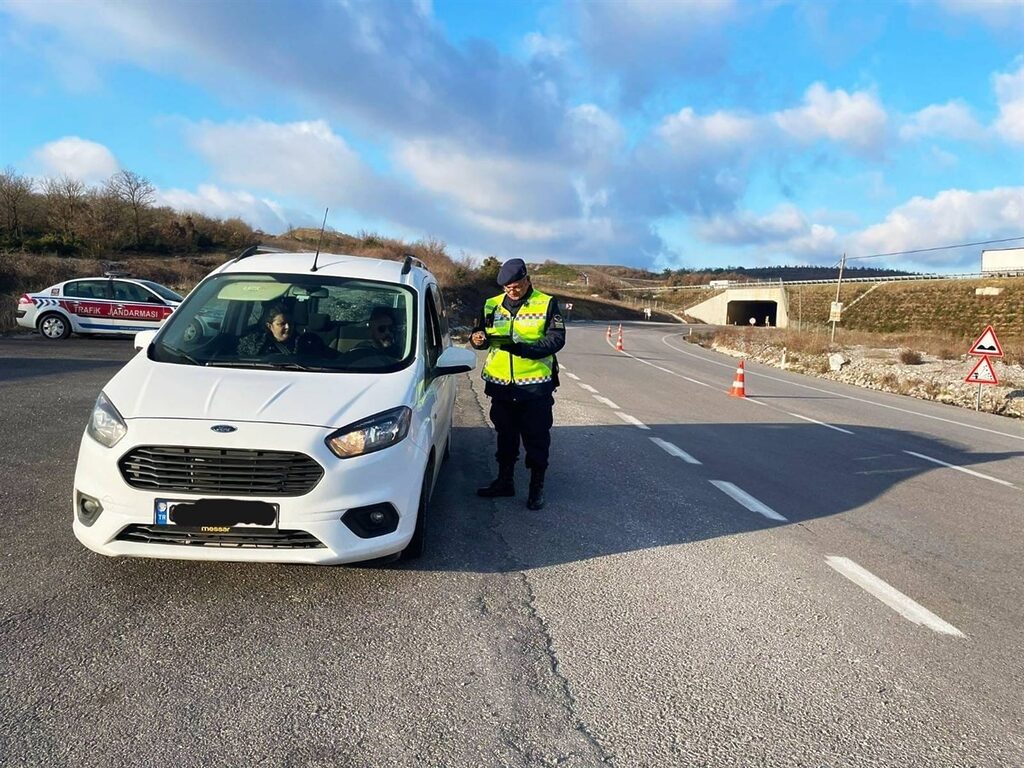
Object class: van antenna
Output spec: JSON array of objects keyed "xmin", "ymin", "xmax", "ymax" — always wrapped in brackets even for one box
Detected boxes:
[{"xmin": 311, "ymin": 207, "xmax": 329, "ymax": 272}]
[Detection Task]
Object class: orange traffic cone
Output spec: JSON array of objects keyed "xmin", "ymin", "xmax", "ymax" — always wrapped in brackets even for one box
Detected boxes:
[
  {"xmin": 606, "ymin": 325, "xmax": 612, "ymax": 340},
  {"xmin": 615, "ymin": 327, "xmax": 624, "ymax": 352},
  {"xmin": 728, "ymin": 359, "xmax": 747, "ymax": 397}
]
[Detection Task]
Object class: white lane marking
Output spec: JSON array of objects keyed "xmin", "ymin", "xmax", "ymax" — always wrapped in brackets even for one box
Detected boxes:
[
  {"xmin": 615, "ymin": 411, "xmax": 650, "ymax": 430},
  {"xmin": 660, "ymin": 335, "xmax": 1024, "ymax": 443},
  {"xmin": 903, "ymin": 450, "xmax": 1016, "ymax": 489},
  {"xmin": 650, "ymin": 437, "xmax": 702, "ymax": 464},
  {"xmin": 564, "ymin": 372, "xmax": 580, "ymax": 381},
  {"xmin": 578, "ymin": 383, "xmax": 599, "ymax": 393},
  {"xmin": 593, "ymin": 395, "xmax": 620, "ymax": 409},
  {"xmin": 606, "ymin": 335, "xmax": 712, "ymax": 387},
  {"xmin": 787, "ymin": 412, "xmax": 855, "ymax": 435},
  {"xmin": 709, "ymin": 480, "xmax": 787, "ymax": 522},
  {"xmin": 825, "ymin": 556, "xmax": 964, "ymax": 637}
]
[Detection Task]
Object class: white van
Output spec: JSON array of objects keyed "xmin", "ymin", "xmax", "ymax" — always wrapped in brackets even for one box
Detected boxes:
[{"xmin": 72, "ymin": 248, "xmax": 475, "ymax": 565}]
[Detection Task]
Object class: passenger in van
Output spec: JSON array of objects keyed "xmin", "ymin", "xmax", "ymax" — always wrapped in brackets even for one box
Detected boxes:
[
  {"xmin": 353, "ymin": 306, "xmax": 401, "ymax": 357},
  {"xmin": 238, "ymin": 303, "xmax": 297, "ymax": 356}
]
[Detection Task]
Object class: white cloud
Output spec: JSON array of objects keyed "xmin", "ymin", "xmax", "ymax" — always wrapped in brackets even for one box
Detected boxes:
[
  {"xmin": 851, "ymin": 187, "xmax": 1024, "ymax": 266},
  {"xmin": 900, "ymin": 101, "xmax": 983, "ymax": 141},
  {"xmin": 565, "ymin": 104, "xmax": 626, "ymax": 166},
  {"xmin": 31, "ymin": 137, "xmax": 119, "ymax": 184},
  {"xmin": 933, "ymin": 0, "xmax": 1024, "ymax": 30},
  {"xmin": 696, "ymin": 204, "xmax": 839, "ymax": 258},
  {"xmin": 186, "ymin": 119, "xmax": 367, "ymax": 200},
  {"xmin": 156, "ymin": 185, "xmax": 291, "ymax": 234},
  {"xmin": 993, "ymin": 60, "xmax": 1024, "ymax": 144},
  {"xmin": 657, "ymin": 107, "xmax": 759, "ymax": 163},
  {"xmin": 524, "ymin": 32, "xmax": 570, "ymax": 59},
  {"xmin": 774, "ymin": 83, "xmax": 889, "ymax": 156},
  {"xmin": 697, "ymin": 204, "xmax": 807, "ymax": 244},
  {"xmin": 395, "ymin": 139, "xmax": 577, "ymax": 218}
]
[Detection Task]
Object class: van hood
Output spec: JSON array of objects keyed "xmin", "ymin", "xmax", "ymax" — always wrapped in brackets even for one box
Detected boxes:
[{"xmin": 105, "ymin": 353, "xmax": 415, "ymax": 429}]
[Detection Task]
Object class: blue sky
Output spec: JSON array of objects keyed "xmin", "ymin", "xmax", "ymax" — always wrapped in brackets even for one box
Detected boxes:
[{"xmin": 1, "ymin": 0, "xmax": 1022, "ymax": 272}]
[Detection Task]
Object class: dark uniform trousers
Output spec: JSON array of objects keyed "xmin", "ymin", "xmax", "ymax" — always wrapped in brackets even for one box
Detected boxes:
[{"xmin": 489, "ymin": 395, "xmax": 554, "ymax": 471}]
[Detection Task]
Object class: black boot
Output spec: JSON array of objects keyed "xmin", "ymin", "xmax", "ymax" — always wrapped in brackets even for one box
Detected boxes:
[
  {"xmin": 477, "ymin": 463, "xmax": 516, "ymax": 497},
  {"xmin": 527, "ymin": 469, "xmax": 546, "ymax": 510}
]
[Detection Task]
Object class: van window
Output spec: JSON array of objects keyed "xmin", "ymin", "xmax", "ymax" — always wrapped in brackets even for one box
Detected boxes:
[{"xmin": 153, "ymin": 273, "xmax": 416, "ymax": 374}]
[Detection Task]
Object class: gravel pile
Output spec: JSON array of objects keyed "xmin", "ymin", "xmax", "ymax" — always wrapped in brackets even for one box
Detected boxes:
[{"xmin": 711, "ymin": 341, "xmax": 1024, "ymax": 419}]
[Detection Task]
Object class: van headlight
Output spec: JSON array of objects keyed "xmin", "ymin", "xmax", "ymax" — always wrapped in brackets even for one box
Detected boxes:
[
  {"xmin": 87, "ymin": 392, "xmax": 128, "ymax": 448},
  {"xmin": 325, "ymin": 407, "xmax": 411, "ymax": 459}
]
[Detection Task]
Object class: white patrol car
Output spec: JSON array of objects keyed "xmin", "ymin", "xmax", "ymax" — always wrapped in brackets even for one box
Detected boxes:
[
  {"xmin": 72, "ymin": 247, "xmax": 476, "ymax": 565},
  {"xmin": 16, "ymin": 273, "xmax": 184, "ymax": 340}
]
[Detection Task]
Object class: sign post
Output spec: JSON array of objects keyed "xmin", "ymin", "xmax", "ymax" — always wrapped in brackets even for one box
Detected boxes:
[{"xmin": 966, "ymin": 326, "xmax": 1003, "ymax": 411}]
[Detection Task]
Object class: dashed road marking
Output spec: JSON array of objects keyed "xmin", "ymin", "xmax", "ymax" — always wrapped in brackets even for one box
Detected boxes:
[
  {"xmin": 903, "ymin": 450, "xmax": 1016, "ymax": 489},
  {"xmin": 564, "ymin": 372, "xmax": 580, "ymax": 381},
  {"xmin": 615, "ymin": 412, "xmax": 650, "ymax": 430},
  {"xmin": 709, "ymin": 480, "xmax": 787, "ymax": 522},
  {"xmin": 825, "ymin": 556, "xmax": 964, "ymax": 637},
  {"xmin": 787, "ymin": 412, "xmax": 855, "ymax": 435},
  {"xmin": 579, "ymin": 383, "xmax": 599, "ymax": 393},
  {"xmin": 593, "ymin": 395, "xmax": 620, "ymax": 409},
  {"xmin": 650, "ymin": 437, "xmax": 701, "ymax": 464}
]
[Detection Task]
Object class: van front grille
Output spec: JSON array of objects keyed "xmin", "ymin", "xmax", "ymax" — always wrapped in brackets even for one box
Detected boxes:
[
  {"xmin": 118, "ymin": 446, "xmax": 323, "ymax": 496},
  {"xmin": 116, "ymin": 524, "xmax": 325, "ymax": 549}
]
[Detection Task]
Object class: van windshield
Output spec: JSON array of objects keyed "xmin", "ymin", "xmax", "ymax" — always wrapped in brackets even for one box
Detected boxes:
[{"xmin": 152, "ymin": 273, "xmax": 416, "ymax": 373}]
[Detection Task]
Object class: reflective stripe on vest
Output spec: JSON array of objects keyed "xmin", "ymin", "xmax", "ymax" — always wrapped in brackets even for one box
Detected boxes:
[{"xmin": 481, "ymin": 290, "xmax": 554, "ymax": 386}]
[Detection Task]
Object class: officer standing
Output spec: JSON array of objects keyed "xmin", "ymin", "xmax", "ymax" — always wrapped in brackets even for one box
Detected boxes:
[{"xmin": 471, "ymin": 258, "xmax": 566, "ymax": 510}]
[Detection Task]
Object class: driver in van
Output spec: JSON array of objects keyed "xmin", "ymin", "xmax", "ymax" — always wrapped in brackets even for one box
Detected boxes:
[
  {"xmin": 354, "ymin": 306, "xmax": 400, "ymax": 356},
  {"xmin": 238, "ymin": 303, "xmax": 297, "ymax": 356}
]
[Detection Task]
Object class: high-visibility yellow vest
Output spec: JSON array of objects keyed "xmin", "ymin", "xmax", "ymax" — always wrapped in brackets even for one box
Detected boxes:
[{"xmin": 481, "ymin": 290, "xmax": 555, "ymax": 386}]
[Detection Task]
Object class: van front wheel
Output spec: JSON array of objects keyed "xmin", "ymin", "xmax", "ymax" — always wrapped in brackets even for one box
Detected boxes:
[{"xmin": 403, "ymin": 461, "xmax": 432, "ymax": 560}]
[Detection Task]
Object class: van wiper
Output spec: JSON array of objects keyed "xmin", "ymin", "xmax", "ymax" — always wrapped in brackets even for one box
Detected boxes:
[
  {"xmin": 206, "ymin": 360, "xmax": 330, "ymax": 372},
  {"xmin": 160, "ymin": 344, "xmax": 202, "ymax": 366}
]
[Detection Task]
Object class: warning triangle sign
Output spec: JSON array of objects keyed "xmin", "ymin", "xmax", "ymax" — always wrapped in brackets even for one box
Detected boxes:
[
  {"xmin": 965, "ymin": 356, "xmax": 999, "ymax": 385},
  {"xmin": 968, "ymin": 325, "xmax": 1003, "ymax": 357}
]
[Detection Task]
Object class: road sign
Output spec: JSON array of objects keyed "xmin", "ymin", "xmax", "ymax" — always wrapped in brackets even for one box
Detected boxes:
[
  {"xmin": 965, "ymin": 356, "xmax": 999, "ymax": 385},
  {"xmin": 968, "ymin": 325, "xmax": 1003, "ymax": 357},
  {"xmin": 829, "ymin": 301, "xmax": 843, "ymax": 322},
  {"xmin": 565, "ymin": 302, "xmax": 573, "ymax": 310}
]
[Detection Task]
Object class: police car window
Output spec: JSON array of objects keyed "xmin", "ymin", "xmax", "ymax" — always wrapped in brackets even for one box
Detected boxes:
[
  {"xmin": 113, "ymin": 281, "xmax": 153, "ymax": 302},
  {"xmin": 139, "ymin": 280, "xmax": 183, "ymax": 302},
  {"xmin": 64, "ymin": 280, "xmax": 109, "ymax": 299}
]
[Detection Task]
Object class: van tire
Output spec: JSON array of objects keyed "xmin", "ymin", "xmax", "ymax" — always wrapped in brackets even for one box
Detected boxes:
[{"xmin": 403, "ymin": 460, "xmax": 433, "ymax": 560}]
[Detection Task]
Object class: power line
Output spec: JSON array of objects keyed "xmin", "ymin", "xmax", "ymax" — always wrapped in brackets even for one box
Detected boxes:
[{"xmin": 845, "ymin": 235, "xmax": 1024, "ymax": 261}]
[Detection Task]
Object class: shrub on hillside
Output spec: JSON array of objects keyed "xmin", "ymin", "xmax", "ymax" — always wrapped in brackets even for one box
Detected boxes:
[{"xmin": 898, "ymin": 348, "xmax": 923, "ymax": 365}]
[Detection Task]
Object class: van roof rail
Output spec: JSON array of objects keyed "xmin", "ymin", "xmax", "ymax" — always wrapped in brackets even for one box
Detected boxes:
[
  {"xmin": 236, "ymin": 244, "xmax": 291, "ymax": 261},
  {"xmin": 401, "ymin": 253, "xmax": 424, "ymax": 275}
]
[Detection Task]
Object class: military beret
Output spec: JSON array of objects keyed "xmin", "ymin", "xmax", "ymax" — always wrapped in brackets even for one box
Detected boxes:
[{"xmin": 496, "ymin": 258, "xmax": 528, "ymax": 286}]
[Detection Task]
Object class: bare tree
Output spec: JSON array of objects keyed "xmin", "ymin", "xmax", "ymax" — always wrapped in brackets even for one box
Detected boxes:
[
  {"xmin": 105, "ymin": 169, "xmax": 156, "ymax": 248},
  {"xmin": 43, "ymin": 175, "xmax": 88, "ymax": 242},
  {"xmin": 0, "ymin": 167, "xmax": 35, "ymax": 239}
]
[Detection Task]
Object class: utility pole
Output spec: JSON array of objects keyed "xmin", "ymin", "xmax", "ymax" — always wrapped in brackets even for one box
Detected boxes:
[{"xmin": 830, "ymin": 252, "xmax": 846, "ymax": 344}]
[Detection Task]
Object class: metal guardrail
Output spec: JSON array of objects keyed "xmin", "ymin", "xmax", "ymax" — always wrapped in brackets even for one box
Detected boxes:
[{"xmin": 606, "ymin": 271, "xmax": 1024, "ymax": 292}]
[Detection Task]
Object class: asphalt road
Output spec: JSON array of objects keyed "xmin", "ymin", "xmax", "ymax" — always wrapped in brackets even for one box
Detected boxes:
[{"xmin": 1, "ymin": 326, "xmax": 1022, "ymax": 767}]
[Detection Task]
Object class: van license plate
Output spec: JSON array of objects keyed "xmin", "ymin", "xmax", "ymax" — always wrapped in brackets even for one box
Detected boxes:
[{"xmin": 155, "ymin": 498, "xmax": 279, "ymax": 528}]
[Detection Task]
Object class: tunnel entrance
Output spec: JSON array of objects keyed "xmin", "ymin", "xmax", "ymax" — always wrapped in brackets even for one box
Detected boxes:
[{"xmin": 727, "ymin": 300, "xmax": 778, "ymax": 327}]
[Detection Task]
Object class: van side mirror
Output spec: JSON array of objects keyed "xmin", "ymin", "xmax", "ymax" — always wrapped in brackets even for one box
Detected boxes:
[{"xmin": 433, "ymin": 346, "xmax": 476, "ymax": 376}]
